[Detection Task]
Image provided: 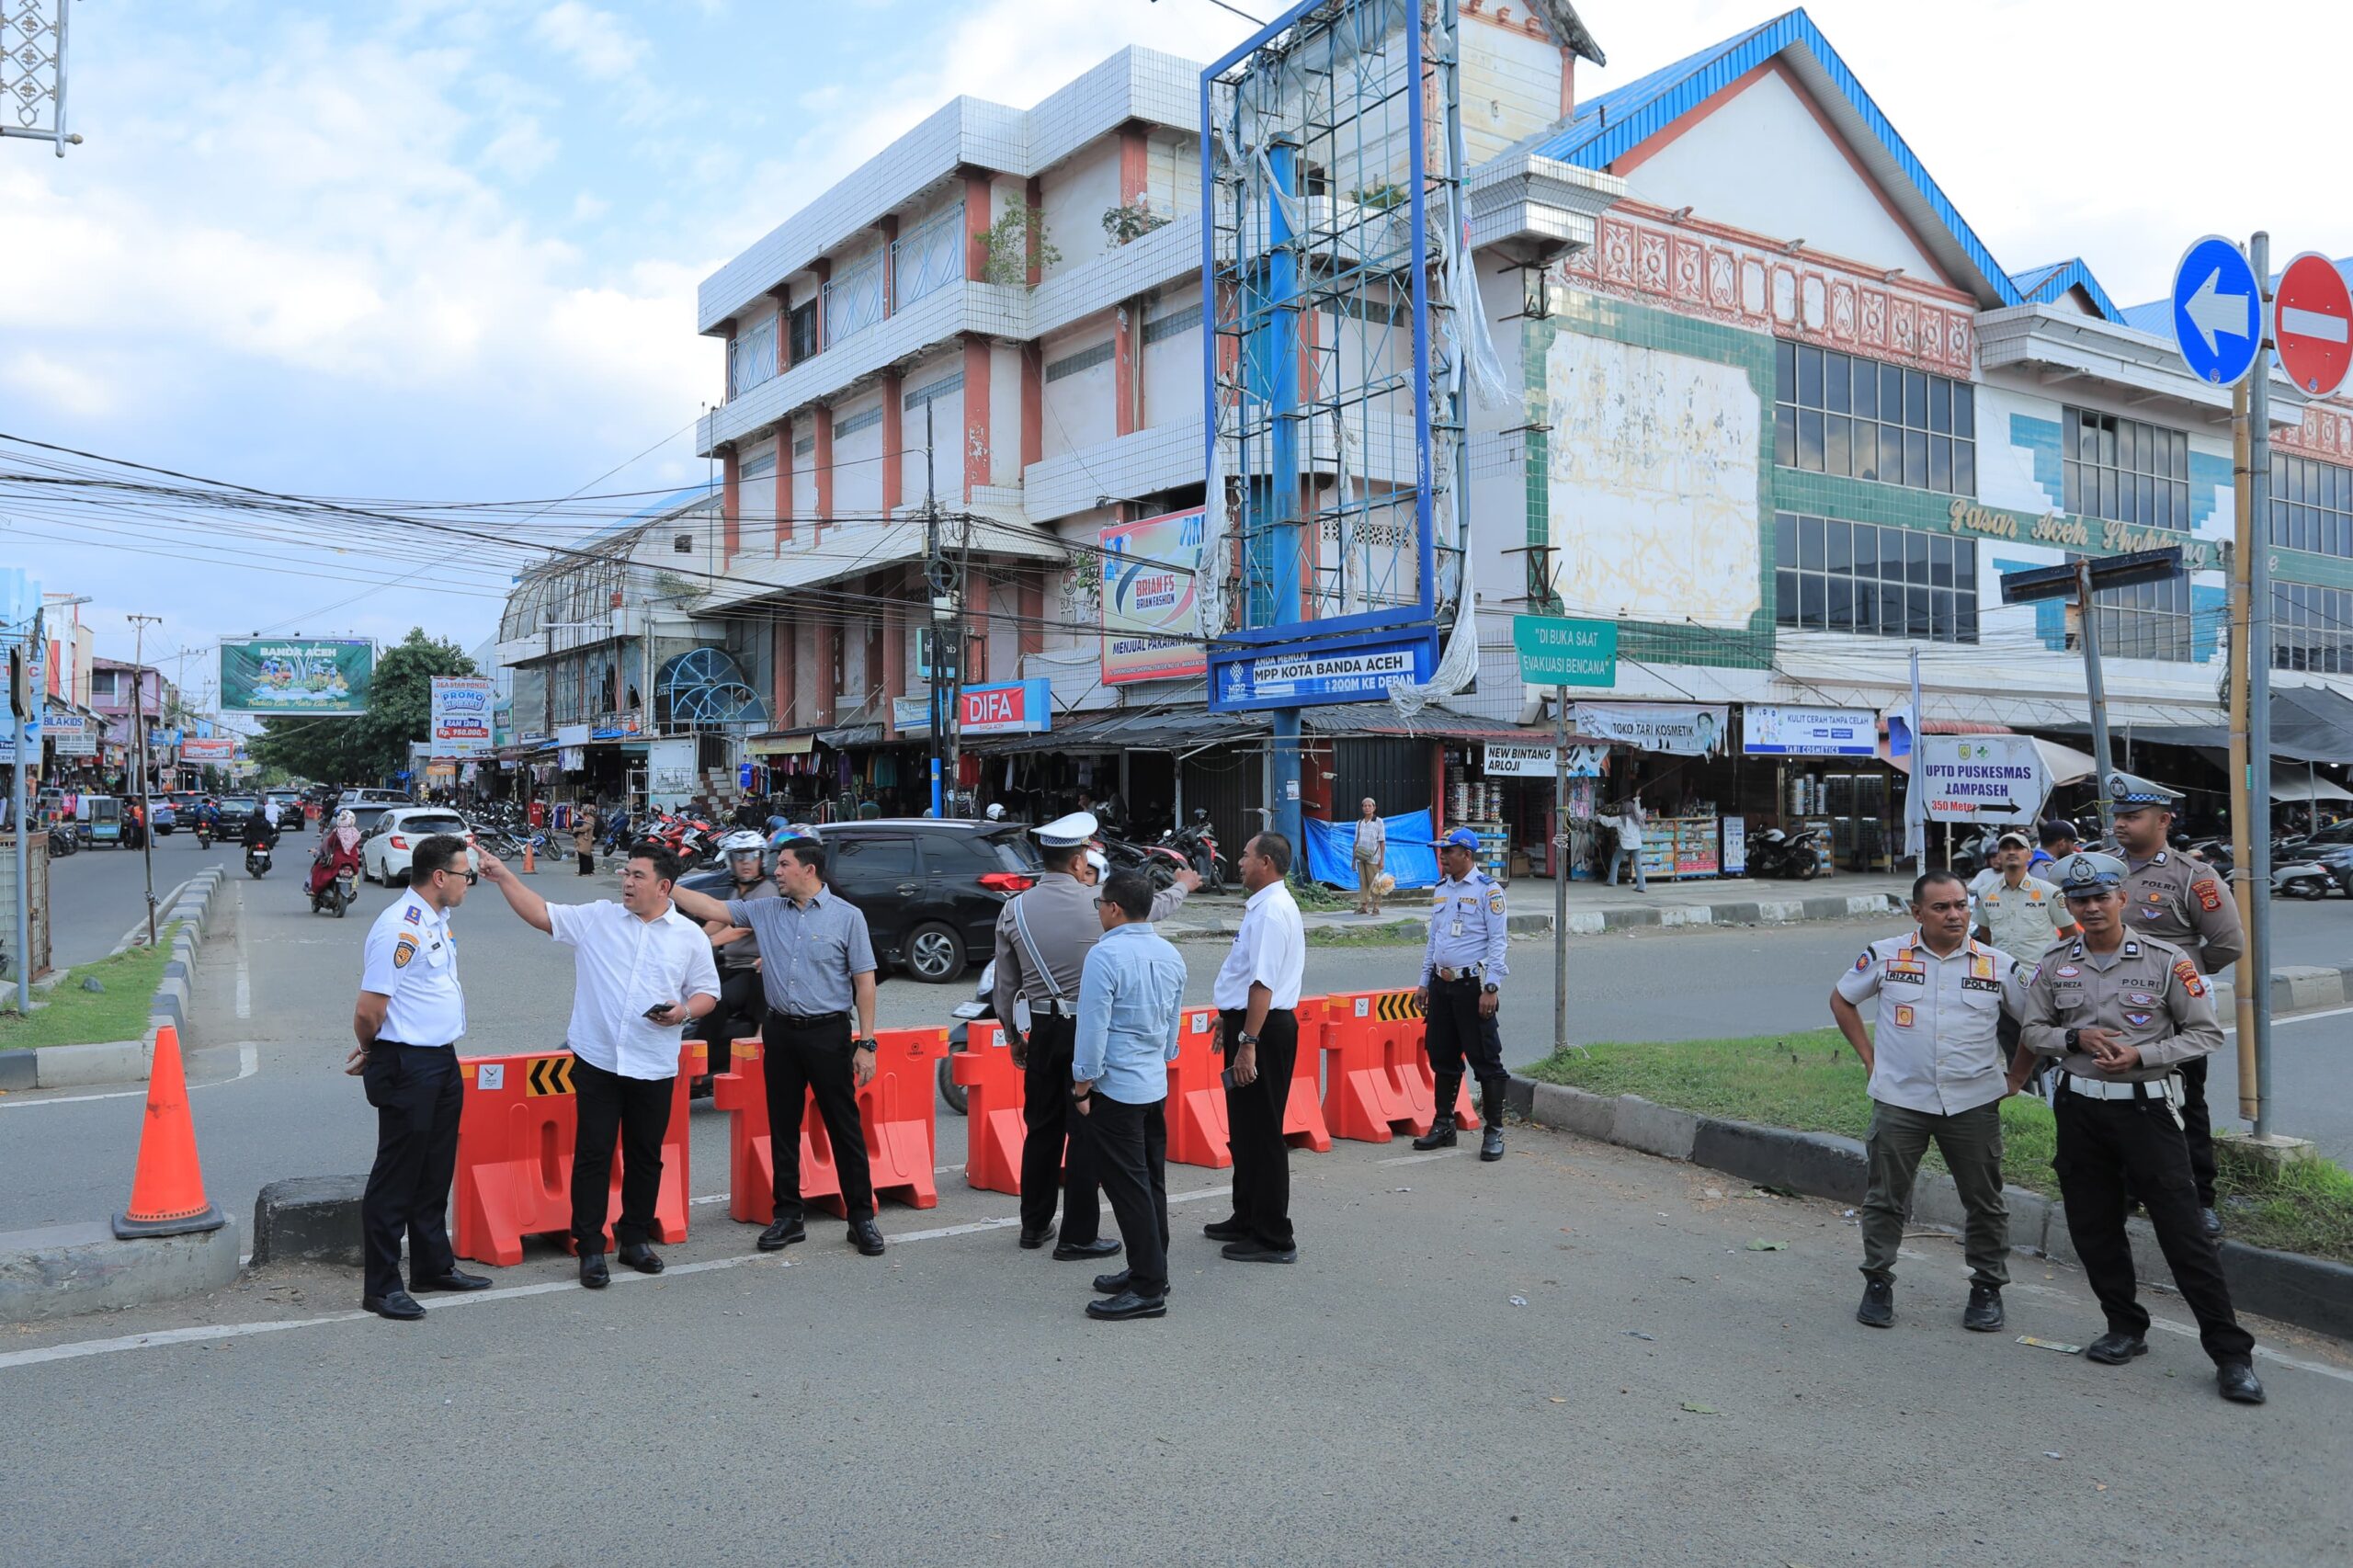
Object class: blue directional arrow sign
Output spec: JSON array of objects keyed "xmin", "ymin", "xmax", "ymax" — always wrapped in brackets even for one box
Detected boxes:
[{"xmin": 2170, "ymin": 235, "xmax": 2260, "ymax": 387}]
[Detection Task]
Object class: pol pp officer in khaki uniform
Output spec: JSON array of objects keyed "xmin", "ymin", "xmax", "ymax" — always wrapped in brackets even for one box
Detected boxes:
[{"xmin": 2021, "ymin": 851, "xmax": 2264, "ymax": 1405}]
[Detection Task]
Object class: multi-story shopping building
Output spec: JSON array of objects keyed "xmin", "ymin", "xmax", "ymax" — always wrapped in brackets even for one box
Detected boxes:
[{"xmin": 657, "ymin": 2, "xmax": 2352, "ymax": 868}]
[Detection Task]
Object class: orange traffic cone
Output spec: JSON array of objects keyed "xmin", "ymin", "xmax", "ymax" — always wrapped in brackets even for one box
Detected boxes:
[
  {"xmin": 113, "ymin": 1025, "xmax": 227, "ymax": 1238},
  {"xmin": 523, "ymin": 836, "xmax": 536, "ymax": 874}
]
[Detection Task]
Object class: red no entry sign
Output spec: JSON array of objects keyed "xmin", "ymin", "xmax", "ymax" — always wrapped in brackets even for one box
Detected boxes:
[{"xmin": 2275, "ymin": 252, "xmax": 2352, "ymax": 397}]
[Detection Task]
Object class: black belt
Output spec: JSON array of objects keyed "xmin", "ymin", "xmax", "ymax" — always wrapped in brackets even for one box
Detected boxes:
[
  {"xmin": 373, "ymin": 1040, "xmax": 451, "ymax": 1051},
  {"xmin": 1029, "ymin": 998, "xmax": 1076, "ymax": 1017},
  {"xmin": 770, "ymin": 1009, "xmax": 846, "ymax": 1028}
]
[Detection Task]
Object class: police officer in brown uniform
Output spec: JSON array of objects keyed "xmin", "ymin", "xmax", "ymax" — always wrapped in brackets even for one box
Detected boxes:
[
  {"xmin": 2108, "ymin": 770, "xmax": 2242, "ymax": 1236},
  {"xmin": 2021, "ymin": 851, "xmax": 2264, "ymax": 1405}
]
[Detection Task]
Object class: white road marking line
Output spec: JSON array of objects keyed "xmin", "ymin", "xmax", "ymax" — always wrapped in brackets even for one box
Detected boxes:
[
  {"xmin": 0, "ymin": 1185, "xmax": 1235, "ymax": 1371},
  {"xmin": 0, "ymin": 1042, "xmax": 261, "ymax": 1109},
  {"xmin": 2005, "ymin": 1280, "xmax": 2353, "ymax": 1388},
  {"xmin": 1377, "ymin": 1149, "xmax": 1466, "ymax": 1165},
  {"xmin": 2224, "ymin": 1003, "xmax": 2353, "ymax": 1031}
]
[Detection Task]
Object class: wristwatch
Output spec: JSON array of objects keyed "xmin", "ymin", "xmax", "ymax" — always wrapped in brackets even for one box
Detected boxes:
[
  {"xmin": 2063, "ymin": 1028, "xmax": 2081, "ymax": 1051},
  {"xmin": 853, "ymin": 1036, "xmax": 878, "ymax": 1051},
  {"xmin": 1482, "ymin": 983, "xmax": 1500, "ymax": 995},
  {"xmin": 1236, "ymin": 1031, "xmax": 1260, "ymax": 1047}
]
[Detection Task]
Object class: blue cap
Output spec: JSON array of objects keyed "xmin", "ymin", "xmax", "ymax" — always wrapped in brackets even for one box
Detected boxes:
[{"xmin": 1442, "ymin": 827, "xmax": 1481, "ymax": 851}]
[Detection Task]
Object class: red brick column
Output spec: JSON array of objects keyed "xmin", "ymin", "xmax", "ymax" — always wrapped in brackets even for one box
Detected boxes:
[
  {"xmin": 775, "ymin": 416, "xmax": 793, "ymax": 547},
  {"xmin": 721, "ymin": 447, "xmax": 741, "ymax": 564},
  {"xmin": 881, "ymin": 370, "xmax": 904, "ymax": 516}
]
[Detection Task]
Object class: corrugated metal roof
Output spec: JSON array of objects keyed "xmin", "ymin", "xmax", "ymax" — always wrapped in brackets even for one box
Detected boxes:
[
  {"xmin": 1301, "ymin": 702, "xmax": 1540, "ymax": 740},
  {"xmin": 2120, "ymin": 256, "xmax": 2353, "ymax": 340},
  {"xmin": 1531, "ymin": 7, "xmax": 2024, "ymax": 312},
  {"xmin": 2007, "ymin": 258, "xmax": 2124, "ymax": 324}
]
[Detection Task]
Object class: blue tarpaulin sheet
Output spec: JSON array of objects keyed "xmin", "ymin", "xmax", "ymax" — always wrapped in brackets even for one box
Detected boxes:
[{"xmin": 1303, "ymin": 809, "xmax": 1439, "ymax": 891}]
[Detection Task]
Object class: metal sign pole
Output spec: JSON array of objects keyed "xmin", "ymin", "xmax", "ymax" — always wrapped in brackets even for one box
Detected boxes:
[
  {"xmin": 1552, "ymin": 686, "xmax": 1570, "ymax": 1057},
  {"xmin": 2076, "ymin": 561, "xmax": 2117, "ymax": 843},
  {"xmin": 2227, "ymin": 378, "xmax": 2258, "ymax": 1122},
  {"xmin": 2245, "ymin": 231, "xmax": 2276, "ymax": 1138}
]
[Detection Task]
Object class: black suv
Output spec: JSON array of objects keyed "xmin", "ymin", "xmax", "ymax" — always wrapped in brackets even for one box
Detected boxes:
[{"xmin": 677, "ymin": 819, "xmax": 1043, "ymax": 983}]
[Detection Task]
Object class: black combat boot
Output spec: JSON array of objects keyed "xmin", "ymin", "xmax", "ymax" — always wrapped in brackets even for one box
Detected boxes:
[
  {"xmin": 1479, "ymin": 1081, "xmax": 1506, "ymax": 1162},
  {"xmin": 1414, "ymin": 1074, "xmax": 1461, "ymax": 1150}
]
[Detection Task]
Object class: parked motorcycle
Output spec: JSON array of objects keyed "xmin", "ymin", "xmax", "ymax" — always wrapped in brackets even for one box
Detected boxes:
[
  {"xmin": 48, "ymin": 822, "xmax": 79, "ymax": 858},
  {"xmin": 2190, "ymin": 838, "xmax": 2336, "ymax": 900},
  {"xmin": 1159, "ymin": 809, "xmax": 1226, "ymax": 892},
  {"xmin": 245, "ymin": 843, "xmax": 272, "ymax": 880},
  {"xmin": 1748, "ymin": 825, "xmax": 1825, "ymax": 879},
  {"xmin": 310, "ymin": 863, "xmax": 358, "ymax": 917},
  {"xmin": 1100, "ymin": 834, "xmax": 1186, "ymax": 891}
]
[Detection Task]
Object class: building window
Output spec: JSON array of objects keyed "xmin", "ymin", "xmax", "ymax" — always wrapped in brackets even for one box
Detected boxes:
[
  {"xmin": 2274, "ymin": 583, "xmax": 2352, "ymax": 674},
  {"xmin": 1775, "ymin": 342, "xmax": 1975, "ymax": 494},
  {"xmin": 788, "ymin": 300, "xmax": 820, "ymax": 365},
  {"xmin": 728, "ymin": 314, "xmax": 779, "ymax": 400},
  {"xmin": 1774, "ymin": 513, "xmax": 1977, "ymax": 643},
  {"xmin": 2271, "ymin": 453, "xmax": 2353, "ymax": 559},
  {"xmin": 1141, "ymin": 307, "xmax": 1196, "ymax": 347},
  {"xmin": 903, "ymin": 369, "xmax": 963, "ymax": 409},
  {"xmin": 834, "ymin": 405, "xmax": 884, "ymax": 439},
  {"xmin": 91, "ymin": 669, "xmax": 120, "ymax": 699},
  {"xmin": 2090, "ymin": 573, "xmax": 2194, "ymax": 662},
  {"xmin": 891, "ymin": 207, "xmax": 963, "ymax": 312},
  {"xmin": 823, "ymin": 254, "xmax": 886, "ymax": 346},
  {"xmin": 1044, "ymin": 340, "xmax": 1114, "ymax": 382},
  {"xmin": 2063, "ymin": 407, "xmax": 2188, "ymax": 528}
]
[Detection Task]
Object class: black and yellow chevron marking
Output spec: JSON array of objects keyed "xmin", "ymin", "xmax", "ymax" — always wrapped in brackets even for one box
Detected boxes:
[
  {"xmin": 526, "ymin": 1054, "xmax": 576, "ymax": 1096},
  {"xmin": 1372, "ymin": 992, "xmax": 1423, "ymax": 1021}
]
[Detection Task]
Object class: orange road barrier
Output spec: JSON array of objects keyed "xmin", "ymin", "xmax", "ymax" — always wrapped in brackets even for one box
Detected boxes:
[
  {"xmin": 1317, "ymin": 989, "xmax": 1478, "ymax": 1142},
  {"xmin": 1283, "ymin": 1009, "xmax": 1333, "ymax": 1153},
  {"xmin": 1165, "ymin": 1006, "xmax": 1232, "ymax": 1169},
  {"xmin": 714, "ymin": 1028, "xmax": 949, "ymax": 1220},
  {"xmin": 949, "ymin": 1019, "xmax": 1027, "ymax": 1196},
  {"xmin": 112, "ymin": 1025, "xmax": 227, "ymax": 1237},
  {"xmin": 452, "ymin": 1040, "xmax": 699, "ymax": 1266}
]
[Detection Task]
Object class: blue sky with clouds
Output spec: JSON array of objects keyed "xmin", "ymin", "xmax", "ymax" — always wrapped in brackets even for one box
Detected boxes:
[{"xmin": 4, "ymin": 0, "xmax": 2346, "ymax": 696}]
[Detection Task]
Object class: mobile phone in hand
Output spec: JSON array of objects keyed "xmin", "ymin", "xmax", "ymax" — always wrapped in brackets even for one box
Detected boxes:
[
  {"xmin": 643, "ymin": 1003, "xmax": 675, "ymax": 1022},
  {"xmin": 1220, "ymin": 1066, "xmax": 1238, "ymax": 1090}
]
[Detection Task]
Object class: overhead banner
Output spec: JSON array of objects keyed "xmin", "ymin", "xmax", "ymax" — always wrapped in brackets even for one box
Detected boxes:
[
  {"xmin": 1743, "ymin": 705, "xmax": 1878, "ymax": 757},
  {"xmin": 1101, "ymin": 506, "xmax": 1208, "ymax": 685},
  {"xmin": 1483, "ymin": 741, "xmax": 1609, "ymax": 778},
  {"xmin": 1568, "ymin": 703, "xmax": 1729, "ymax": 756},
  {"xmin": 220, "ymin": 638, "xmax": 372, "ymax": 716},
  {"xmin": 959, "ymin": 678, "xmax": 1051, "ymax": 736},
  {"xmin": 1916, "ymin": 734, "xmax": 2049, "ymax": 824},
  {"xmin": 180, "ymin": 736, "xmax": 235, "ymax": 762},
  {"xmin": 1209, "ymin": 632, "xmax": 1437, "ymax": 712},
  {"xmin": 429, "ymin": 676, "xmax": 494, "ymax": 758}
]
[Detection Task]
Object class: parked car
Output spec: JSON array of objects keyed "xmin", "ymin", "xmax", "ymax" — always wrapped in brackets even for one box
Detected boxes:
[
  {"xmin": 148, "ymin": 800, "xmax": 176, "ymax": 835},
  {"xmin": 361, "ymin": 807, "xmax": 477, "ymax": 886},
  {"xmin": 267, "ymin": 790, "xmax": 306, "ymax": 831},
  {"xmin": 810, "ymin": 819, "xmax": 1043, "ymax": 983},
  {"xmin": 340, "ymin": 787, "xmax": 412, "ymax": 806}
]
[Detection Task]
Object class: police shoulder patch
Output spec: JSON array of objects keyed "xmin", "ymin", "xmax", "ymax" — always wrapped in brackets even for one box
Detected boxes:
[
  {"xmin": 1854, "ymin": 949, "xmax": 1872, "ymax": 972},
  {"xmin": 2195, "ymin": 880, "xmax": 2222, "ymax": 913},
  {"xmin": 392, "ymin": 935, "xmax": 419, "ymax": 970},
  {"xmin": 403, "ymin": 905, "xmax": 423, "ymax": 926},
  {"xmin": 1486, "ymin": 891, "xmax": 1506, "ymax": 915},
  {"xmin": 2172, "ymin": 958, "xmax": 2207, "ymax": 998}
]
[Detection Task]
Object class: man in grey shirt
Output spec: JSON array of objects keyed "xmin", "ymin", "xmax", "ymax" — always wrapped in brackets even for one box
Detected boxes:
[
  {"xmin": 1351, "ymin": 798, "xmax": 1387, "ymax": 915},
  {"xmin": 672, "ymin": 836, "xmax": 885, "ymax": 1258}
]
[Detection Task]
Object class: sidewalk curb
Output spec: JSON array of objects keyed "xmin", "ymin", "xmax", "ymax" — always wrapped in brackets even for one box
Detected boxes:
[
  {"xmin": 0, "ymin": 1216, "xmax": 243, "ymax": 1324},
  {"xmin": 1511, "ymin": 1074, "xmax": 2353, "ymax": 1345},
  {"xmin": 6, "ymin": 869, "xmax": 229, "ymax": 1092}
]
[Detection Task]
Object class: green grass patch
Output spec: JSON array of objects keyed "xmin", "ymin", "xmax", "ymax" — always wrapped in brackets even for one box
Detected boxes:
[
  {"xmin": 1526, "ymin": 1028, "xmax": 2351, "ymax": 1266},
  {"xmin": 0, "ymin": 928, "xmax": 176, "ymax": 1051},
  {"xmin": 1306, "ymin": 922, "xmax": 1424, "ymax": 947}
]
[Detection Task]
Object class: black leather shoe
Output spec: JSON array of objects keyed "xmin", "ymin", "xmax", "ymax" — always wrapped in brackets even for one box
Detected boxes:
[
  {"xmin": 1855, "ymin": 1278, "xmax": 1893, "ymax": 1328},
  {"xmin": 410, "ymin": 1269, "xmax": 492, "ymax": 1293},
  {"xmin": 1093, "ymin": 1268, "xmax": 1133, "ymax": 1294},
  {"xmin": 1017, "ymin": 1228, "xmax": 1054, "ymax": 1250},
  {"xmin": 1220, "ymin": 1240, "xmax": 1298, "ymax": 1264},
  {"xmin": 1203, "ymin": 1218, "xmax": 1248, "ymax": 1242},
  {"xmin": 2085, "ymin": 1330, "xmax": 2148, "ymax": 1365},
  {"xmin": 756, "ymin": 1219, "xmax": 806, "ymax": 1252},
  {"xmin": 618, "ymin": 1242, "xmax": 665, "ymax": 1276},
  {"xmin": 363, "ymin": 1290, "xmax": 426, "ymax": 1321},
  {"xmin": 2200, "ymin": 1206, "xmax": 2223, "ymax": 1239},
  {"xmin": 1412, "ymin": 1117, "xmax": 1458, "ymax": 1152},
  {"xmin": 1085, "ymin": 1289, "xmax": 1167, "ymax": 1321},
  {"xmin": 2217, "ymin": 1361, "xmax": 2267, "ymax": 1404},
  {"xmin": 1053, "ymin": 1237, "xmax": 1120, "ymax": 1261},
  {"xmin": 578, "ymin": 1253, "xmax": 610, "ymax": 1290},
  {"xmin": 850, "ymin": 1219, "xmax": 886, "ymax": 1256},
  {"xmin": 1962, "ymin": 1283, "xmax": 2004, "ymax": 1333},
  {"xmin": 1480, "ymin": 1121, "xmax": 1506, "ymax": 1162}
]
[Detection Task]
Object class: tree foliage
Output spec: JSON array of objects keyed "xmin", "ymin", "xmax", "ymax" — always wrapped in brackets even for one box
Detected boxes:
[{"xmin": 247, "ymin": 629, "xmax": 477, "ymax": 785}]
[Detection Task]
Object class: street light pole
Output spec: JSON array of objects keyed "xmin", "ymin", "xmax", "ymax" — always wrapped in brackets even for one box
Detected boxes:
[{"xmin": 130, "ymin": 614, "xmax": 162, "ymax": 946}]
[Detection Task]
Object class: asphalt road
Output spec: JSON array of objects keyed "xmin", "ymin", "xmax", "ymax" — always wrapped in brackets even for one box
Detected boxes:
[
  {"xmin": 4, "ymin": 869, "xmax": 2349, "ymax": 1239},
  {"xmin": 42, "ymin": 823, "xmax": 230, "ymax": 968},
  {"xmin": 6, "ymin": 1111, "xmax": 2349, "ymax": 1567}
]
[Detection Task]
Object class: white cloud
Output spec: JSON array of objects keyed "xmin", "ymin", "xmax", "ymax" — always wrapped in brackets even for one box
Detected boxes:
[
  {"xmin": 482, "ymin": 114, "xmax": 561, "ymax": 181},
  {"xmin": 531, "ymin": 2, "xmax": 648, "ymax": 82},
  {"xmin": 2, "ymin": 351, "xmax": 112, "ymax": 417}
]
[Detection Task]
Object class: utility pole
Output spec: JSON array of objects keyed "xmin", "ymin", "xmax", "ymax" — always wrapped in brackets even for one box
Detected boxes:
[
  {"xmin": 2076, "ymin": 556, "xmax": 2118, "ymax": 843},
  {"xmin": 8, "ymin": 607, "xmax": 34, "ymax": 1015},
  {"xmin": 1551, "ymin": 683, "xmax": 1570, "ymax": 1059},
  {"xmin": 924, "ymin": 399, "xmax": 947, "ymax": 817},
  {"xmin": 2227, "ymin": 376, "xmax": 2257, "ymax": 1123},
  {"xmin": 2245, "ymin": 230, "xmax": 2277, "ymax": 1138},
  {"xmin": 129, "ymin": 614, "xmax": 161, "ymax": 946}
]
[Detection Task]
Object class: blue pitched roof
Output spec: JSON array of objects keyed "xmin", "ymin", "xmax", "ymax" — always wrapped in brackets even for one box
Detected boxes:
[
  {"xmin": 2008, "ymin": 258, "xmax": 2124, "ymax": 323},
  {"xmin": 2120, "ymin": 256, "xmax": 2353, "ymax": 339},
  {"xmin": 1534, "ymin": 7, "xmax": 2085, "ymax": 317}
]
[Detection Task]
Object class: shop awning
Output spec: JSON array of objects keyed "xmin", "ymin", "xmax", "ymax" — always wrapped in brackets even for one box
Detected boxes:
[
  {"xmin": 2041, "ymin": 685, "xmax": 2353, "ymax": 766},
  {"xmin": 747, "ymin": 731, "xmax": 820, "ymax": 756},
  {"xmin": 1301, "ymin": 702, "xmax": 1545, "ymax": 741},
  {"xmin": 2272, "ymin": 771, "xmax": 2353, "ymax": 803},
  {"xmin": 961, "ymin": 706, "xmax": 1269, "ymax": 756},
  {"xmin": 818, "ymin": 724, "xmax": 883, "ymax": 749},
  {"xmin": 2032, "ymin": 737, "xmax": 2100, "ymax": 787}
]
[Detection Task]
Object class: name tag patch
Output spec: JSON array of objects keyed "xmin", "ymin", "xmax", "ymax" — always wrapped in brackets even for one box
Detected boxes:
[
  {"xmin": 1884, "ymin": 964, "xmax": 1926, "ymax": 983},
  {"xmin": 1962, "ymin": 977, "xmax": 2000, "ymax": 993}
]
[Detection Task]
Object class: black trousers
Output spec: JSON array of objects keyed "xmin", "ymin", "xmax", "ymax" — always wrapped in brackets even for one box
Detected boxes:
[
  {"xmin": 576, "ymin": 850, "xmax": 595, "ymax": 875},
  {"xmin": 1020, "ymin": 1012, "xmax": 1100, "ymax": 1243},
  {"xmin": 2053, "ymin": 1087, "xmax": 2254, "ymax": 1366},
  {"xmin": 691, "ymin": 967, "xmax": 766, "ymax": 1077},
  {"xmin": 1091, "ymin": 1093, "xmax": 1170, "ymax": 1297},
  {"xmin": 2177, "ymin": 1053, "xmax": 2218, "ymax": 1206},
  {"xmin": 763, "ymin": 1009, "xmax": 873, "ymax": 1224},
  {"xmin": 359, "ymin": 1042, "xmax": 462, "ymax": 1300},
  {"xmin": 1220, "ymin": 1007, "xmax": 1298, "ymax": 1249},
  {"xmin": 1424, "ymin": 975, "xmax": 1507, "ymax": 1092},
  {"xmin": 570, "ymin": 1056, "xmax": 674, "ymax": 1253}
]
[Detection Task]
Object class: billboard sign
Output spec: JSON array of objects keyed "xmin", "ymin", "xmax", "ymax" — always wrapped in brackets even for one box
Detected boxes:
[
  {"xmin": 221, "ymin": 638, "xmax": 372, "ymax": 716},
  {"xmin": 1917, "ymin": 734, "xmax": 2048, "ymax": 823},
  {"xmin": 958, "ymin": 679, "xmax": 1051, "ymax": 735},
  {"xmin": 1483, "ymin": 741, "xmax": 1608, "ymax": 778},
  {"xmin": 1743, "ymin": 705, "xmax": 1878, "ymax": 757},
  {"xmin": 1101, "ymin": 507, "xmax": 1208, "ymax": 685},
  {"xmin": 1209, "ymin": 630, "xmax": 1437, "ymax": 712},
  {"xmin": 1568, "ymin": 703, "xmax": 1729, "ymax": 756},
  {"xmin": 428, "ymin": 676, "xmax": 494, "ymax": 758},
  {"xmin": 181, "ymin": 735, "xmax": 235, "ymax": 763}
]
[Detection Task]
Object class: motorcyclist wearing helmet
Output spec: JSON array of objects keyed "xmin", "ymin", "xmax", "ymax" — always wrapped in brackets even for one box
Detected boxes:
[
  {"xmin": 241, "ymin": 801, "xmax": 278, "ymax": 851},
  {"xmin": 691, "ymin": 830, "xmax": 778, "ymax": 1093}
]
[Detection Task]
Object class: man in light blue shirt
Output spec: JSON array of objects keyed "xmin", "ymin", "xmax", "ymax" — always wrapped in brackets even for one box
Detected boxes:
[{"xmin": 1071, "ymin": 870, "xmax": 1187, "ymax": 1321}]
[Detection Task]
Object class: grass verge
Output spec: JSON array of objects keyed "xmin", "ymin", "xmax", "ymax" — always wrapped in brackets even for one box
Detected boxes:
[
  {"xmin": 0, "ymin": 928, "xmax": 176, "ymax": 1051},
  {"xmin": 1524, "ymin": 1028, "xmax": 2353, "ymax": 1267}
]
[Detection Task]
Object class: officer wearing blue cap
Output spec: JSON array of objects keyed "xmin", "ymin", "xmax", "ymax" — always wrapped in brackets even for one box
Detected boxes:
[
  {"xmin": 1412, "ymin": 827, "xmax": 1511, "ymax": 1160},
  {"xmin": 2020, "ymin": 851, "xmax": 2264, "ymax": 1404},
  {"xmin": 2107, "ymin": 769, "xmax": 2241, "ymax": 1238}
]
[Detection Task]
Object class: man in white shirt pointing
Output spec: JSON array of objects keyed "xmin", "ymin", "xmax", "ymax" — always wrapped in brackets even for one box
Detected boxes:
[
  {"xmin": 1207, "ymin": 831, "xmax": 1307, "ymax": 1265},
  {"xmin": 477, "ymin": 841, "xmax": 720, "ymax": 1289}
]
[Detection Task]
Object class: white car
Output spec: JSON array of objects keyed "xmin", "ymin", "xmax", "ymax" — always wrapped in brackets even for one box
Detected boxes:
[{"xmin": 361, "ymin": 807, "xmax": 476, "ymax": 886}]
